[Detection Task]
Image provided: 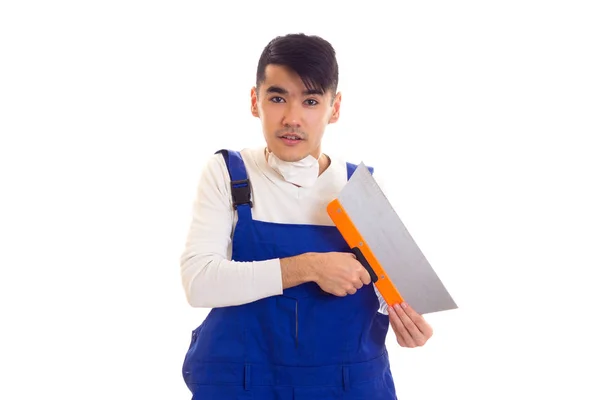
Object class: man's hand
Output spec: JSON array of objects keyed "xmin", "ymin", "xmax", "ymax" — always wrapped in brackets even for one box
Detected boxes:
[
  {"xmin": 389, "ymin": 302, "xmax": 433, "ymax": 348},
  {"xmin": 312, "ymin": 252, "xmax": 372, "ymax": 297},
  {"xmin": 280, "ymin": 252, "xmax": 371, "ymax": 296}
]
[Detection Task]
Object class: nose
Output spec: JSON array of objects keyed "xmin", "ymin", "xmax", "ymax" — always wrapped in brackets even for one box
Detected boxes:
[{"xmin": 281, "ymin": 102, "xmax": 302, "ymax": 127}]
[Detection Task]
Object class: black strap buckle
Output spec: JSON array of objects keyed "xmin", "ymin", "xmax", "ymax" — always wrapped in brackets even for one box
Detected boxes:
[{"xmin": 230, "ymin": 179, "xmax": 252, "ymax": 209}]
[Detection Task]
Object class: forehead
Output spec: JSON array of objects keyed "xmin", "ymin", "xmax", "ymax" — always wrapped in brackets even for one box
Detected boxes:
[
  {"xmin": 260, "ymin": 64, "xmax": 328, "ymax": 97},
  {"xmin": 263, "ymin": 65, "xmax": 303, "ymax": 86}
]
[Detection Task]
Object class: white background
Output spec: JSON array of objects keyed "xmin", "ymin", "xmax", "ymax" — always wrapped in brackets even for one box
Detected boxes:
[{"xmin": 1, "ymin": 1, "xmax": 599, "ymax": 399}]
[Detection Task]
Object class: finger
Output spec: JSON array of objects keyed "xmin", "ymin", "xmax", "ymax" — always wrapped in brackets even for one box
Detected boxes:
[
  {"xmin": 388, "ymin": 304, "xmax": 416, "ymax": 348},
  {"xmin": 395, "ymin": 304, "xmax": 427, "ymax": 346},
  {"xmin": 395, "ymin": 332, "xmax": 408, "ymax": 347},
  {"xmin": 401, "ymin": 303, "xmax": 433, "ymax": 338},
  {"xmin": 358, "ymin": 266, "xmax": 371, "ymax": 285},
  {"xmin": 346, "ymin": 287, "xmax": 357, "ymax": 295},
  {"xmin": 352, "ymin": 279, "xmax": 364, "ymax": 289}
]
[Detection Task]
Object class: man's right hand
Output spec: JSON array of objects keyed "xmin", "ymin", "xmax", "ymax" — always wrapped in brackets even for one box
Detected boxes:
[
  {"xmin": 281, "ymin": 252, "xmax": 372, "ymax": 296},
  {"xmin": 310, "ymin": 252, "xmax": 372, "ymax": 296}
]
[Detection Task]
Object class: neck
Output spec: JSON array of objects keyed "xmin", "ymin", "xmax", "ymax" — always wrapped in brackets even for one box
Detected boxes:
[{"xmin": 318, "ymin": 153, "xmax": 331, "ymax": 176}]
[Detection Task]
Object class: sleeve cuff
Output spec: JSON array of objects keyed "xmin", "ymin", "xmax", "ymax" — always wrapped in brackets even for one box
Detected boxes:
[{"xmin": 252, "ymin": 258, "xmax": 283, "ymax": 298}]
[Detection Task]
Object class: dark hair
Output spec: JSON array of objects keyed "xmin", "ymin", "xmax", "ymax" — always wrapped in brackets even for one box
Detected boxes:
[{"xmin": 256, "ymin": 33, "xmax": 339, "ymax": 96}]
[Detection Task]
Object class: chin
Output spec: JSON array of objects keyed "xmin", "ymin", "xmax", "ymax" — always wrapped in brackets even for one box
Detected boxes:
[
  {"xmin": 273, "ymin": 152, "xmax": 302, "ymax": 162},
  {"xmin": 269, "ymin": 143, "xmax": 308, "ymax": 162}
]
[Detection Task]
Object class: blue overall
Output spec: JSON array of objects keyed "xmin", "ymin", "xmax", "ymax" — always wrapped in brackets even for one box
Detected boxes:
[{"xmin": 182, "ymin": 150, "xmax": 397, "ymax": 399}]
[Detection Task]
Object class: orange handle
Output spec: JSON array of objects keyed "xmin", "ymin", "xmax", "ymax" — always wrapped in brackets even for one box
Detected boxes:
[{"xmin": 326, "ymin": 199, "xmax": 404, "ymax": 307}]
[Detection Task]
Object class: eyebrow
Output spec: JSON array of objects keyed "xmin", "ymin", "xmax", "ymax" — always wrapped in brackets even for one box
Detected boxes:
[{"xmin": 265, "ymin": 85, "xmax": 324, "ymax": 96}]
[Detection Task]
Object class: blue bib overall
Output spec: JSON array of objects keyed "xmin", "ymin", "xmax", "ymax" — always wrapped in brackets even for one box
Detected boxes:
[{"xmin": 182, "ymin": 150, "xmax": 397, "ymax": 399}]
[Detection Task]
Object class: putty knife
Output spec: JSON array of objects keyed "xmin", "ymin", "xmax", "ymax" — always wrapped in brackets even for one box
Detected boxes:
[{"xmin": 327, "ymin": 163, "xmax": 458, "ymax": 315}]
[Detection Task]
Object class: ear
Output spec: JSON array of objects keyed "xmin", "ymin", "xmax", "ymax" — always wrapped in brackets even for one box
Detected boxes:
[
  {"xmin": 250, "ymin": 87, "xmax": 259, "ymax": 118},
  {"xmin": 328, "ymin": 91, "xmax": 342, "ymax": 124}
]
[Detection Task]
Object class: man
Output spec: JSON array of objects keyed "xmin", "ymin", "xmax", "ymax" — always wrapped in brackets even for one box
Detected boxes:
[{"xmin": 180, "ymin": 33, "xmax": 433, "ymax": 399}]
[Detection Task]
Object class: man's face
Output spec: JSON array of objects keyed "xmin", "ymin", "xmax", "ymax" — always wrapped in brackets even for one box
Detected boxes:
[{"xmin": 251, "ymin": 64, "xmax": 341, "ymax": 162}]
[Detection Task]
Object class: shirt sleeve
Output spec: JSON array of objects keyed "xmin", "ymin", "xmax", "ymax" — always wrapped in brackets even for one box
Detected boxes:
[{"xmin": 179, "ymin": 154, "xmax": 283, "ymax": 308}]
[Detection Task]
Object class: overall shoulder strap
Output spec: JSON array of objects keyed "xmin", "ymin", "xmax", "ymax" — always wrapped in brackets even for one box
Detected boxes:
[
  {"xmin": 345, "ymin": 162, "xmax": 374, "ymax": 180},
  {"xmin": 215, "ymin": 149, "xmax": 253, "ymax": 210}
]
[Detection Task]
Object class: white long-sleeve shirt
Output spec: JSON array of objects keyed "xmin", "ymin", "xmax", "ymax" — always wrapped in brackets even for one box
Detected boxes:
[{"xmin": 180, "ymin": 146, "xmax": 389, "ymax": 314}]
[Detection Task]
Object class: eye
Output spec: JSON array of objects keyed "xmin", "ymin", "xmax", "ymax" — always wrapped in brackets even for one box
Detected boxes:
[
  {"xmin": 270, "ymin": 96, "xmax": 285, "ymax": 103},
  {"xmin": 304, "ymin": 99, "xmax": 319, "ymax": 106}
]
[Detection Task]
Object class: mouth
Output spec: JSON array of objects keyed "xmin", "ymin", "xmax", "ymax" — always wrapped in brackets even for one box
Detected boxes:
[
  {"xmin": 278, "ymin": 133, "xmax": 303, "ymax": 141},
  {"xmin": 278, "ymin": 133, "xmax": 304, "ymax": 146}
]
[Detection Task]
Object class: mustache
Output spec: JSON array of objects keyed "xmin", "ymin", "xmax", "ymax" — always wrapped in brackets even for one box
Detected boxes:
[{"xmin": 275, "ymin": 128, "xmax": 306, "ymax": 139}]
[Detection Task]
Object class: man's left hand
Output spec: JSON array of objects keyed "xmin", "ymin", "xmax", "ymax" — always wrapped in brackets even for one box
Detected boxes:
[{"xmin": 388, "ymin": 302, "xmax": 433, "ymax": 348}]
